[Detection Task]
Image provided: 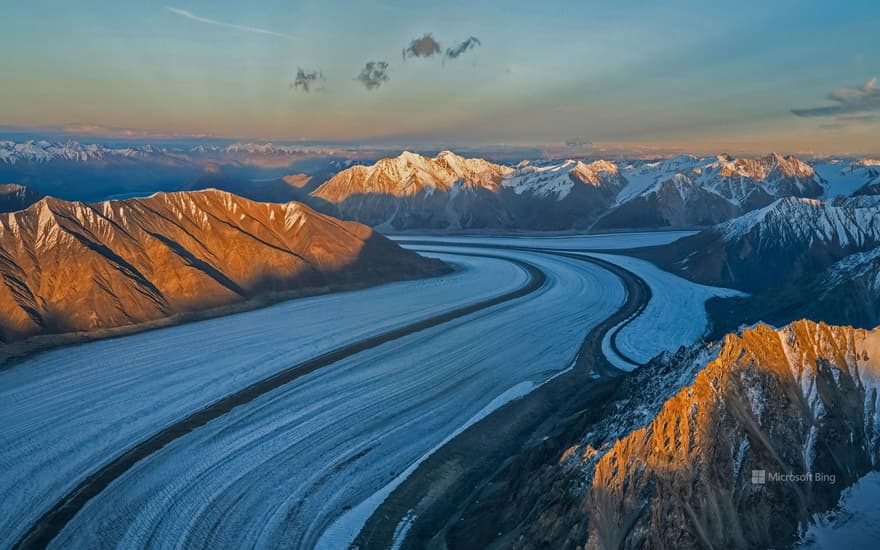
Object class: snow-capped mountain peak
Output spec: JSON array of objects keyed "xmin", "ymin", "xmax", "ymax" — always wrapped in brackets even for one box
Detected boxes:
[
  {"xmin": 313, "ymin": 151, "xmax": 512, "ymax": 203},
  {"xmin": 718, "ymin": 196, "xmax": 880, "ymax": 248},
  {"xmin": 0, "ymin": 139, "xmax": 165, "ymax": 164},
  {"xmin": 502, "ymin": 159, "xmax": 624, "ymax": 200}
]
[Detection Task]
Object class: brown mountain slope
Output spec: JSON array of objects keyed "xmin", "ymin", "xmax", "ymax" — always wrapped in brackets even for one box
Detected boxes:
[
  {"xmin": 0, "ymin": 189, "xmax": 447, "ymax": 344},
  {"xmin": 499, "ymin": 321, "xmax": 880, "ymax": 550}
]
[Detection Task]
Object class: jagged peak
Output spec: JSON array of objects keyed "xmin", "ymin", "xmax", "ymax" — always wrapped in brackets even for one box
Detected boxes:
[
  {"xmin": 666, "ymin": 172, "xmax": 693, "ymax": 184},
  {"xmin": 314, "ymin": 150, "xmax": 512, "ymax": 200},
  {"xmin": 0, "ymin": 183, "xmax": 29, "ymax": 192},
  {"xmin": 718, "ymin": 196, "xmax": 880, "ymax": 245},
  {"xmin": 395, "ymin": 150, "xmax": 424, "ymax": 162},
  {"xmin": 32, "ymin": 194, "xmax": 76, "ymax": 211},
  {"xmin": 583, "ymin": 159, "xmax": 619, "ymax": 172},
  {"xmin": 435, "ymin": 149, "xmax": 466, "ymax": 161}
]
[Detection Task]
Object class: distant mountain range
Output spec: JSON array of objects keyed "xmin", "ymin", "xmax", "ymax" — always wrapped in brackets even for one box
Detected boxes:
[
  {"xmin": 311, "ymin": 151, "xmax": 880, "ymax": 231},
  {"xmin": 0, "ymin": 190, "xmax": 446, "ymax": 346},
  {"xmin": 0, "ymin": 183, "xmax": 43, "ymax": 213},
  {"xmin": 3, "ymin": 140, "xmax": 880, "ymax": 231},
  {"xmin": 0, "ymin": 139, "xmax": 352, "ymax": 202},
  {"xmin": 0, "ymin": 140, "xmax": 338, "ymax": 165}
]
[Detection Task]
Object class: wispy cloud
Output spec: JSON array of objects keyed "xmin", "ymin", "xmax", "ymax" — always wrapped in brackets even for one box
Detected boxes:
[
  {"xmin": 0, "ymin": 123, "xmax": 215, "ymax": 139},
  {"xmin": 165, "ymin": 6, "xmax": 293, "ymax": 39},
  {"xmin": 817, "ymin": 114, "xmax": 880, "ymax": 130},
  {"xmin": 792, "ymin": 77, "xmax": 880, "ymax": 117}
]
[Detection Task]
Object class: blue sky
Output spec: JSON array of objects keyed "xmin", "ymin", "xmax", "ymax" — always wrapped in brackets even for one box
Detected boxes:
[{"xmin": 0, "ymin": 0, "xmax": 878, "ymax": 154}]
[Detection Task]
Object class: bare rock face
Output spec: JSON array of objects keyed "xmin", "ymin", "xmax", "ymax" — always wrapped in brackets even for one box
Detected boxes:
[
  {"xmin": 0, "ymin": 189, "xmax": 446, "ymax": 343},
  {"xmin": 0, "ymin": 184, "xmax": 44, "ymax": 213},
  {"xmin": 501, "ymin": 159, "xmax": 627, "ymax": 229},
  {"xmin": 708, "ymin": 153, "xmax": 825, "ymax": 199},
  {"xmin": 546, "ymin": 321, "xmax": 880, "ymax": 550},
  {"xmin": 594, "ymin": 173, "xmax": 741, "ymax": 229},
  {"xmin": 848, "ymin": 160, "xmax": 880, "ymax": 196}
]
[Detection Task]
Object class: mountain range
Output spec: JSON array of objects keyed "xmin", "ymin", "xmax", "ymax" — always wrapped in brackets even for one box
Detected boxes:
[
  {"xmin": 0, "ymin": 139, "xmax": 351, "ymax": 202},
  {"xmin": 648, "ymin": 197, "xmax": 880, "ymax": 291},
  {"xmin": 4, "ymin": 141, "xmax": 880, "ymax": 232},
  {"xmin": 0, "ymin": 190, "xmax": 446, "ymax": 346},
  {"xmin": 311, "ymin": 151, "xmax": 880, "ymax": 231},
  {"xmin": 0, "ymin": 140, "xmax": 336, "ymax": 165}
]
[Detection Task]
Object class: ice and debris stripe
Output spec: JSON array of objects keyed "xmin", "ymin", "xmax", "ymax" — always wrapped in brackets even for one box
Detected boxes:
[
  {"xmin": 390, "ymin": 511, "xmax": 417, "ymax": 550},
  {"xmin": 601, "ymin": 316, "xmax": 642, "ymax": 371},
  {"xmin": 314, "ymin": 380, "xmax": 537, "ymax": 550},
  {"xmin": 581, "ymin": 252, "xmax": 746, "ymax": 365}
]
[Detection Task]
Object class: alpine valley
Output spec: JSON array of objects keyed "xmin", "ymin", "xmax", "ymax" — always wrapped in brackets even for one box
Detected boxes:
[{"xmin": 1, "ymin": 141, "xmax": 879, "ymax": 550}]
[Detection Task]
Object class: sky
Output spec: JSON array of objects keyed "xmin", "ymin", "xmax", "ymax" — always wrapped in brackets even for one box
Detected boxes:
[{"xmin": 1, "ymin": 0, "xmax": 878, "ymax": 155}]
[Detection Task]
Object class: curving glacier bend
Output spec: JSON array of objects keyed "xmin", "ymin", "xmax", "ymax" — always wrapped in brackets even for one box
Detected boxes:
[
  {"xmin": 0, "ymin": 253, "xmax": 527, "ymax": 545},
  {"xmin": 0, "ymin": 232, "xmax": 738, "ymax": 549}
]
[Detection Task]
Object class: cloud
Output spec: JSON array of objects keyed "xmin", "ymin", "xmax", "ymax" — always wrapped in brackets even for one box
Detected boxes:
[
  {"xmin": 817, "ymin": 113, "xmax": 880, "ymax": 130},
  {"xmin": 444, "ymin": 37, "xmax": 481, "ymax": 60},
  {"xmin": 165, "ymin": 6, "xmax": 293, "ymax": 39},
  {"xmin": 565, "ymin": 138, "xmax": 593, "ymax": 148},
  {"xmin": 291, "ymin": 68, "xmax": 325, "ymax": 93},
  {"xmin": 792, "ymin": 77, "xmax": 880, "ymax": 117},
  {"xmin": 0, "ymin": 123, "xmax": 215, "ymax": 139},
  {"xmin": 355, "ymin": 61, "xmax": 390, "ymax": 90},
  {"xmin": 403, "ymin": 34, "xmax": 441, "ymax": 59}
]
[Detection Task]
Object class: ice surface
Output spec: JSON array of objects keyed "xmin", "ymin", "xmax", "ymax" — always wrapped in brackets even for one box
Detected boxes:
[
  {"xmin": 584, "ymin": 252, "xmax": 746, "ymax": 369},
  {"xmin": 47, "ymin": 248, "xmax": 625, "ymax": 549},
  {"xmin": 392, "ymin": 231, "xmax": 696, "ymax": 250},
  {"xmin": 0, "ymin": 252, "xmax": 528, "ymax": 545},
  {"xmin": 797, "ymin": 471, "xmax": 880, "ymax": 549}
]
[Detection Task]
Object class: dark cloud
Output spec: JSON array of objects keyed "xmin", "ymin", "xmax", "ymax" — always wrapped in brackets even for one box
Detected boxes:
[
  {"xmin": 444, "ymin": 36, "xmax": 481, "ymax": 60},
  {"xmin": 792, "ymin": 77, "xmax": 879, "ymax": 117},
  {"xmin": 403, "ymin": 34, "xmax": 441, "ymax": 59},
  {"xmin": 356, "ymin": 61, "xmax": 390, "ymax": 90},
  {"xmin": 291, "ymin": 68, "xmax": 325, "ymax": 93}
]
